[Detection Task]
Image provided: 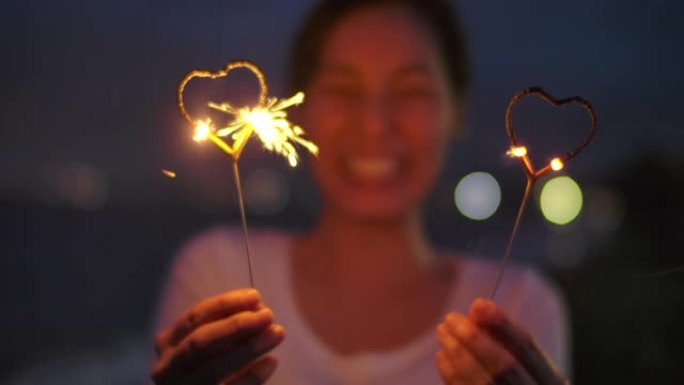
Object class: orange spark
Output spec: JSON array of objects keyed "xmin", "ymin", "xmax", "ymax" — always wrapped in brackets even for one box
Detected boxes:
[
  {"xmin": 507, "ymin": 146, "xmax": 528, "ymax": 158},
  {"xmin": 550, "ymin": 158, "xmax": 564, "ymax": 171}
]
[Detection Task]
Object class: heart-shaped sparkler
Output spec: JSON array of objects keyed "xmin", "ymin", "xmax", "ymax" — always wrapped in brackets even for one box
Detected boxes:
[
  {"xmin": 177, "ymin": 60, "xmax": 268, "ymax": 158},
  {"xmin": 175, "ymin": 60, "xmax": 319, "ymax": 287},
  {"xmin": 177, "ymin": 60, "xmax": 317, "ymax": 166},
  {"xmin": 490, "ymin": 87, "xmax": 597, "ymax": 299},
  {"xmin": 505, "ymin": 87, "xmax": 597, "ymax": 178}
]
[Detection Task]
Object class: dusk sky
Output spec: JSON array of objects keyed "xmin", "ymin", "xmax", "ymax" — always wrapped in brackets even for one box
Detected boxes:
[{"xmin": 1, "ymin": 0, "xmax": 682, "ymax": 207}]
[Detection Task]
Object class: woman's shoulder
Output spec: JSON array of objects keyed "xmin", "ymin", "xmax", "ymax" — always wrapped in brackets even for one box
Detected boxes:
[
  {"xmin": 155, "ymin": 227, "xmax": 295, "ymax": 330},
  {"xmin": 168, "ymin": 226, "xmax": 293, "ymax": 284},
  {"xmin": 179, "ymin": 225, "xmax": 291, "ymax": 250},
  {"xmin": 460, "ymin": 254, "xmax": 557, "ymax": 285},
  {"xmin": 175, "ymin": 226, "xmax": 293, "ymax": 262},
  {"xmin": 445, "ymin": 254, "xmax": 565, "ymax": 311}
]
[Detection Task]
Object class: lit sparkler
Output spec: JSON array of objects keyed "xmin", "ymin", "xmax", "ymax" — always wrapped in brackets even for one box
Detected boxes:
[
  {"xmin": 489, "ymin": 87, "xmax": 596, "ymax": 299},
  {"xmin": 177, "ymin": 60, "xmax": 318, "ymax": 287}
]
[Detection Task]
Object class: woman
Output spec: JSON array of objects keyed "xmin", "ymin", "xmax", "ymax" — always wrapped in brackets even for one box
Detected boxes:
[{"xmin": 152, "ymin": 1, "xmax": 569, "ymax": 384}]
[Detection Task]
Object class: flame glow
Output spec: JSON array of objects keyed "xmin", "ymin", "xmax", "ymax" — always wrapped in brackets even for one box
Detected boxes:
[
  {"xmin": 507, "ymin": 146, "xmax": 528, "ymax": 158},
  {"xmin": 550, "ymin": 158, "xmax": 564, "ymax": 171},
  {"xmin": 208, "ymin": 92, "xmax": 317, "ymax": 167},
  {"xmin": 193, "ymin": 119, "xmax": 213, "ymax": 142},
  {"xmin": 161, "ymin": 169, "xmax": 177, "ymax": 178}
]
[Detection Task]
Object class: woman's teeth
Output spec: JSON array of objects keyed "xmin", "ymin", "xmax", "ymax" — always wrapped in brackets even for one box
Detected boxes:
[{"xmin": 348, "ymin": 158, "xmax": 399, "ymax": 179}]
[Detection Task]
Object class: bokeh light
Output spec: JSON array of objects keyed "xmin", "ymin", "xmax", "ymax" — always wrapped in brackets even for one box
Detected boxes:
[
  {"xmin": 585, "ymin": 186, "xmax": 626, "ymax": 233},
  {"xmin": 540, "ymin": 176, "xmax": 583, "ymax": 225},
  {"xmin": 454, "ymin": 172, "xmax": 501, "ymax": 220},
  {"xmin": 244, "ymin": 168, "xmax": 290, "ymax": 215},
  {"xmin": 33, "ymin": 162, "xmax": 109, "ymax": 211},
  {"xmin": 547, "ymin": 228, "xmax": 589, "ymax": 269}
]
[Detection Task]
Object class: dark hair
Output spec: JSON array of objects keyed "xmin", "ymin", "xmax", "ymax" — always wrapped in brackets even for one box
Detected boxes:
[{"xmin": 289, "ymin": 0, "xmax": 470, "ymax": 98}]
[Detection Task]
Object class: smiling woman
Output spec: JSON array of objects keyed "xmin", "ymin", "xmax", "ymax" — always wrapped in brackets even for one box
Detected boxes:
[
  {"xmin": 1, "ymin": 0, "xmax": 683, "ymax": 383},
  {"xmin": 299, "ymin": 4, "xmax": 458, "ymax": 220},
  {"xmin": 152, "ymin": 1, "xmax": 569, "ymax": 385}
]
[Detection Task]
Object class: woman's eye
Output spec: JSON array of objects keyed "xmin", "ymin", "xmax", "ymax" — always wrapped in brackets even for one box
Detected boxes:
[
  {"xmin": 320, "ymin": 84, "xmax": 361, "ymax": 98},
  {"xmin": 395, "ymin": 85, "xmax": 435, "ymax": 101}
]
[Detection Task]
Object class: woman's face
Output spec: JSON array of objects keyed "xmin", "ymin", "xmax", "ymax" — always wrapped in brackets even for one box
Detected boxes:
[{"xmin": 301, "ymin": 5, "xmax": 460, "ymax": 221}]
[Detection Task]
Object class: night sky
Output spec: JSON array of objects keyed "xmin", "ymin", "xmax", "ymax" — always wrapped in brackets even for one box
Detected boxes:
[{"xmin": 1, "ymin": 0, "xmax": 682, "ymax": 204}]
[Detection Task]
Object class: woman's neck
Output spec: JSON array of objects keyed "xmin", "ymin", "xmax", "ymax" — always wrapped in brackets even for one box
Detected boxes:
[
  {"xmin": 295, "ymin": 206, "xmax": 436, "ymax": 292},
  {"xmin": 291, "ymin": 206, "xmax": 458, "ymax": 355}
]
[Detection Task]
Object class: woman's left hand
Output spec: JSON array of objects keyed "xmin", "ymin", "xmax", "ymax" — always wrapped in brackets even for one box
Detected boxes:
[{"xmin": 435, "ymin": 298, "xmax": 568, "ymax": 385}]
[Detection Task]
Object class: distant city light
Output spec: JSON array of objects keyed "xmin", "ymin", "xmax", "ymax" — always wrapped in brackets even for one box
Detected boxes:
[
  {"xmin": 454, "ymin": 172, "xmax": 501, "ymax": 220},
  {"xmin": 585, "ymin": 186, "xmax": 625, "ymax": 233},
  {"xmin": 34, "ymin": 162, "xmax": 109, "ymax": 210},
  {"xmin": 547, "ymin": 229, "xmax": 588, "ymax": 269},
  {"xmin": 540, "ymin": 176, "xmax": 583, "ymax": 225},
  {"xmin": 244, "ymin": 168, "xmax": 290, "ymax": 215}
]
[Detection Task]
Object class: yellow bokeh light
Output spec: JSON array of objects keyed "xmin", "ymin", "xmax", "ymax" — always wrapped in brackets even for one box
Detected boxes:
[
  {"xmin": 550, "ymin": 157, "xmax": 564, "ymax": 171},
  {"xmin": 507, "ymin": 146, "xmax": 527, "ymax": 157},
  {"xmin": 540, "ymin": 176, "xmax": 583, "ymax": 225}
]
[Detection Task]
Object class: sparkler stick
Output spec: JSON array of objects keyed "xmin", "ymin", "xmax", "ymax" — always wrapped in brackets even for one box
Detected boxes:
[
  {"xmin": 232, "ymin": 160, "xmax": 253, "ymax": 286},
  {"xmin": 489, "ymin": 87, "xmax": 596, "ymax": 300},
  {"xmin": 177, "ymin": 60, "xmax": 318, "ymax": 287}
]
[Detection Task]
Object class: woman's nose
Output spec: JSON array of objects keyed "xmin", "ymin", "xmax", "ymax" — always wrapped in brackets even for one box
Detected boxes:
[{"xmin": 358, "ymin": 93, "xmax": 393, "ymax": 139}]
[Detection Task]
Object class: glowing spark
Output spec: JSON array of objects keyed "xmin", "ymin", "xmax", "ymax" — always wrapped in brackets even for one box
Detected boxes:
[
  {"xmin": 209, "ymin": 92, "xmax": 318, "ymax": 167},
  {"xmin": 193, "ymin": 119, "xmax": 213, "ymax": 142},
  {"xmin": 161, "ymin": 169, "xmax": 177, "ymax": 178},
  {"xmin": 177, "ymin": 61, "xmax": 318, "ymax": 166},
  {"xmin": 507, "ymin": 146, "xmax": 527, "ymax": 158},
  {"xmin": 550, "ymin": 157, "xmax": 564, "ymax": 171}
]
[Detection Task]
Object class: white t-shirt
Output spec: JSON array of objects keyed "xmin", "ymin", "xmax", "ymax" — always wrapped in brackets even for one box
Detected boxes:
[{"xmin": 155, "ymin": 227, "xmax": 569, "ymax": 384}]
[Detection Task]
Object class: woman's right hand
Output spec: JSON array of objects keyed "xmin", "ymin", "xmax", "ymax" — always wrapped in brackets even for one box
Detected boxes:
[{"xmin": 152, "ymin": 288, "xmax": 285, "ymax": 385}]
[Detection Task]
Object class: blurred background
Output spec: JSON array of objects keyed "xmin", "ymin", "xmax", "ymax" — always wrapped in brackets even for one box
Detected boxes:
[{"xmin": 1, "ymin": 0, "xmax": 682, "ymax": 383}]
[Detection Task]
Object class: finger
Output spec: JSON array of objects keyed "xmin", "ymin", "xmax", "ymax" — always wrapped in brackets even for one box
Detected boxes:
[
  {"xmin": 161, "ymin": 289, "xmax": 263, "ymax": 350},
  {"xmin": 444, "ymin": 313, "xmax": 536, "ymax": 385},
  {"xmin": 436, "ymin": 323, "xmax": 494, "ymax": 385},
  {"xmin": 469, "ymin": 299, "xmax": 565, "ymax": 385},
  {"xmin": 170, "ymin": 309, "xmax": 274, "ymax": 373},
  {"xmin": 435, "ymin": 350, "xmax": 456, "ymax": 383},
  {"xmin": 223, "ymin": 355, "xmax": 279, "ymax": 385},
  {"xmin": 153, "ymin": 309, "xmax": 275, "ymax": 384},
  {"xmin": 196, "ymin": 325, "xmax": 284, "ymax": 385}
]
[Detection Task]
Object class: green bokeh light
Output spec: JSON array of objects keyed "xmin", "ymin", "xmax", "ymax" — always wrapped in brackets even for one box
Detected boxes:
[{"xmin": 540, "ymin": 176, "xmax": 583, "ymax": 225}]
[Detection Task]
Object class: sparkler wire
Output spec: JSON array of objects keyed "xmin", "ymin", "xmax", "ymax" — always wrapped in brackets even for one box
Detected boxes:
[
  {"xmin": 178, "ymin": 60, "xmax": 268, "ymax": 126},
  {"xmin": 506, "ymin": 87, "xmax": 596, "ymax": 166},
  {"xmin": 489, "ymin": 178, "xmax": 533, "ymax": 299},
  {"xmin": 232, "ymin": 160, "xmax": 255, "ymax": 287}
]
